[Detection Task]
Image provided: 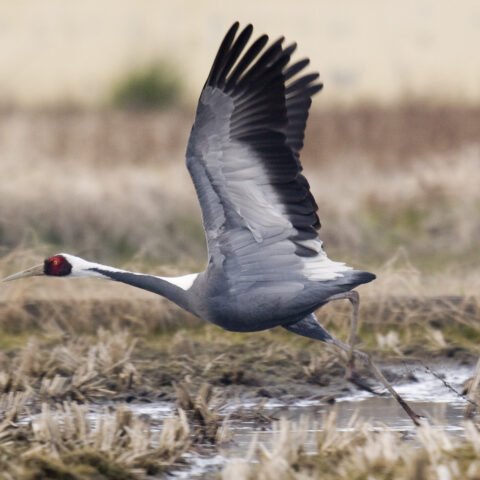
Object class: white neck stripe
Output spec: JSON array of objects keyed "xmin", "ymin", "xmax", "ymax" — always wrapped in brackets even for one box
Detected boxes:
[{"xmin": 157, "ymin": 273, "xmax": 199, "ymax": 291}]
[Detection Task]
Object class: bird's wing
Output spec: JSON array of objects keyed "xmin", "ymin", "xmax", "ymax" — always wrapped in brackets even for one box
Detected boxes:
[{"xmin": 186, "ymin": 23, "xmax": 351, "ymax": 292}]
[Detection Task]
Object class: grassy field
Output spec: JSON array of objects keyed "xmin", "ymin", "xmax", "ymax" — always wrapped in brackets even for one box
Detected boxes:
[
  {"xmin": 1, "ymin": 103, "xmax": 479, "ymax": 271},
  {"xmin": 223, "ymin": 411, "xmax": 480, "ymax": 480},
  {"xmin": 1, "ymin": 104, "xmax": 480, "ymax": 478}
]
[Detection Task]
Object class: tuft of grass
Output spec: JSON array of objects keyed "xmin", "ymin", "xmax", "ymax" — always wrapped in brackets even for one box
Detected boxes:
[
  {"xmin": 223, "ymin": 412, "xmax": 480, "ymax": 480},
  {"xmin": 0, "ymin": 400, "xmax": 190, "ymax": 479},
  {"xmin": 174, "ymin": 382, "xmax": 230, "ymax": 444},
  {"xmin": 111, "ymin": 62, "xmax": 181, "ymax": 110},
  {"xmin": 0, "ymin": 329, "xmax": 139, "ymax": 402}
]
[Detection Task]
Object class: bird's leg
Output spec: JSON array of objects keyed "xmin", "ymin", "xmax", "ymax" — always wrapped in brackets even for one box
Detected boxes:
[
  {"xmin": 283, "ymin": 314, "xmax": 422, "ymax": 426},
  {"xmin": 328, "ymin": 336, "xmax": 421, "ymax": 426},
  {"xmin": 323, "ymin": 291, "xmax": 359, "ymax": 379},
  {"xmin": 325, "ymin": 292, "xmax": 397, "ymax": 396}
]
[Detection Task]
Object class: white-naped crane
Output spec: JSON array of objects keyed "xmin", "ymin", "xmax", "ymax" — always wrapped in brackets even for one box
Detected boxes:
[{"xmin": 3, "ymin": 23, "xmax": 420, "ymax": 425}]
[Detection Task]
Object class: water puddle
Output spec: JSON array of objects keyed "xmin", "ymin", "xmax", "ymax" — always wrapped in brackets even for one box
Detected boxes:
[
  {"xmin": 332, "ymin": 363, "xmax": 472, "ymax": 433},
  {"xmin": 133, "ymin": 363, "xmax": 474, "ymax": 477},
  {"xmin": 22, "ymin": 362, "xmax": 477, "ymax": 478}
]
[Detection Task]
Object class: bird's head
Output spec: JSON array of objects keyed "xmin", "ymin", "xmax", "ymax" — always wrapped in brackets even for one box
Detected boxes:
[{"xmin": 2, "ymin": 253, "xmax": 101, "ymax": 282}]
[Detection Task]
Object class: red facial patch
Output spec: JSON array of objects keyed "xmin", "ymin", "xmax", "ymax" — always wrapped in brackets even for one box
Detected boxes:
[{"xmin": 44, "ymin": 255, "xmax": 72, "ymax": 276}]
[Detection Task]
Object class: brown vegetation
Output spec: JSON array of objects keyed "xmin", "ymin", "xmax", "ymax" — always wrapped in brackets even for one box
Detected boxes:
[
  {"xmin": 0, "ymin": 105, "xmax": 479, "ymax": 272},
  {"xmin": 223, "ymin": 411, "xmax": 480, "ymax": 480},
  {"xmin": 1, "ymin": 104, "xmax": 480, "ymax": 477},
  {"xmin": 0, "ymin": 396, "xmax": 191, "ymax": 479}
]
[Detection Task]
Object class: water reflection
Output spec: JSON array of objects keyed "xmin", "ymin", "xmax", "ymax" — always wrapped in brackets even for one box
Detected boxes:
[
  {"xmin": 21, "ymin": 362, "xmax": 472, "ymax": 478},
  {"xmin": 166, "ymin": 362, "xmax": 474, "ymax": 477}
]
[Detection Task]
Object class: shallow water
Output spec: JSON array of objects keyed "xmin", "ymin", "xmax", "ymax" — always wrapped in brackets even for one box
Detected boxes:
[
  {"xmin": 25, "ymin": 362, "xmax": 475, "ymax": 478},
  {"xmin": 134, "ymin": 363, "xmax": 474, "ymax": 478}
]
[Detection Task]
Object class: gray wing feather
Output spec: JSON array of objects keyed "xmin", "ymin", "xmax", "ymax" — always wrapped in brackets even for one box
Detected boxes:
[{"xmin": 186, "ymin": 23, "xmax": 350, "ymax": 295}]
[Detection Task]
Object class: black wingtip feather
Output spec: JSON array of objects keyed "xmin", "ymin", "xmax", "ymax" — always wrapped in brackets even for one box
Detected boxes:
[
  {"xmin": 226, "ymin": 34, "xmax": 269, "ymax": 92},
  {"xmin": 217, "ymin": 24, "xmax": 253, "ymax": 86},
  {"xmin": 286, "ymin": 73, "xmax": 320, "ymax": 94},
  {"xmin": 200, "ymin": 23, "xmax": 325, "ymax": 238},
  {"xmin": 283, "ymin": 42, "xmax": 297, "ymax": 58},
  {"xmin": 284, "ymin": 58, "xmax": 310, "ymax": 80},
  {"xmin": 206, "ymin": 22, "xmax": 240, "ymax": 87},
  {"xmin": 236, "ymin": 37, "xmax": 285, "ymax": 90}
]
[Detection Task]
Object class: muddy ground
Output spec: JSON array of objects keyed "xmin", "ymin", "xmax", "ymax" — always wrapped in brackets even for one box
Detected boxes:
[
  {"xmin": 0, "ymin": 295, "xmax": 478, "ymax": 478},
  {"xmin": 0, "ymin": 295, "xmax": 478, "ymax": 403}
]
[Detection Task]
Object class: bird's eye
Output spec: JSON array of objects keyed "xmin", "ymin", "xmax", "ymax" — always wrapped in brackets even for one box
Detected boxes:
[{"xmin": 44, "ymin": 255, "xmax": 72, "ymax": 276}]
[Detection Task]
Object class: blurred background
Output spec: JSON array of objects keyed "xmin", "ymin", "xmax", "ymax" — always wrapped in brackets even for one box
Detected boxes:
[{"xmin": 1, "ymin": 0, "xmax": 480, "ymax": 297}]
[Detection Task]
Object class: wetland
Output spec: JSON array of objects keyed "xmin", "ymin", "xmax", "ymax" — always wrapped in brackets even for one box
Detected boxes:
[{"xmin": 1, "ymin": 106, "xmax": 480, "ymax": 478}]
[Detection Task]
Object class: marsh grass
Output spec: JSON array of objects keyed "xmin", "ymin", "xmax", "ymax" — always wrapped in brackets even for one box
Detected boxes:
[
  {"xmin": 0, "ymin": 398, "xmax": 190, "ymax": 479},
  {"xmin": 223, "ymin": 411, "xmax": 480, "ymax": 479},
  {"xmin": 1, "ymin": 104, "xmax": 480, "ymax": 476},
  {"xmin": 0, "ymin": 329, "xmax": 139, "ymax": 403},
  {"xmin": 0, "ymin": 299, "xmax": 477, "ymax": 477},
  {"xmin": 175, "ymin": 382, "xmax": 231, "ymax": 444},
  {"xmin": 0, "ymin": 270, "xmax": 479, "ymax": 357},
  {"xmin": 0, "ymin": 106, "xmax": 479, "ymax": 271},
  {"xmin": 0, "ymin": 228, "xmax": 479, "ymax": 354}
]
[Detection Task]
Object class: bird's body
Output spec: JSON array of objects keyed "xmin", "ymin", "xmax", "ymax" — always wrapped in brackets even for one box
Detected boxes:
[
  {"xmin": 64, "ymin": 253, "xmax": 371, "ymax": 334},
  {"xmin": 184, "ymin": 23, "xmax": 375, "ymax": 331},
  {"xmin": 4, "ymin": 22, "xmax": 375, "ymax": 345},
  {"xmin": 4, "ymin": 23, "xmax": 427, "ymax": 426}
]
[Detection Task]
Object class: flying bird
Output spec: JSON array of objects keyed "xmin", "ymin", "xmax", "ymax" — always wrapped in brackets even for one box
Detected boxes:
[{"xmin": 4, "ymin": 23, "xmax": 420, "ymax": 425}]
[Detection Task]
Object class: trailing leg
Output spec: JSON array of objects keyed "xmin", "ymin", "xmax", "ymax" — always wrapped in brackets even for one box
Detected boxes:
[
  {"xmin": 283, "ymin": 313, "xmax": 422, "ymax": 426},
  {"xmin": 323, "ymin": 291, "xmax": 359, "ymax": 378}
]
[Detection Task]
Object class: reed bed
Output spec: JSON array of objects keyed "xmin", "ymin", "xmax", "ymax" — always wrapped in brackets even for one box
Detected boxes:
[
  {"xmin": 0, "ymin": 395, "xmax": 191, "ymax": 479},
  {"xmin": 0, "ymin": 105, "xmax": 480, "ymax": 477},
  {"xmin": 223, "ymin": 411, "xmax": 480, "ymax": 480},
  {"xmin": 5, "ymin": 394, "xmax": 480, "ymax": 479},
  {"xmin": 0, "ymin": 106, "xmax": 479, "ymax": 270},
  {"xmin": 0, "ymin": 329, "xmax": 138, "ymax": 402}
]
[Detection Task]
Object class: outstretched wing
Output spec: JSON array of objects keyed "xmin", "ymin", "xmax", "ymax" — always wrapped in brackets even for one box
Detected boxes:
[{"xmin": 186, "ymin": 23, "xmax": 351, "ymax": 295}]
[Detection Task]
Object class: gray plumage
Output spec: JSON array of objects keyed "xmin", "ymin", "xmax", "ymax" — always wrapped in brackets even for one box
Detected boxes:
[
  {"xmin": 5, "ymin": 26, "xmax": 424, "ymax": 421},
  {"xmin": 94, "ymin": 22, "xmax": 375, "ymax": 337}
]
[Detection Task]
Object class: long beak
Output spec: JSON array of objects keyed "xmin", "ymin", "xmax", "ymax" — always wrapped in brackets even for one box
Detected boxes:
[{"xmin": 2, "ymin": 264, "xmax": 44, "ymax": 282}]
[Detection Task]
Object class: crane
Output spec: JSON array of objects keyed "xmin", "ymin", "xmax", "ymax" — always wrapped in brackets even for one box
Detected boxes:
[{"xmin": 3, "ymin": 23, "xmax": 420, "ymax": 425}]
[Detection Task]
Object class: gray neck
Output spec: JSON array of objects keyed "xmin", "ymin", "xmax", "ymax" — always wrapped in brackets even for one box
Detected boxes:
[{"xmin": 90, "ymin": 268, "xmax": 193, "ymax": 313}]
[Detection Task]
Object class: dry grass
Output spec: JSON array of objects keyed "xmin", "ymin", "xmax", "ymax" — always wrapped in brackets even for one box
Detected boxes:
[
  {"xmin": 0, "ymin": 320, "xmax": 353, "ymax": 408},
  {"xmin": 27, "ymin": 403, "xmax": 189, "ymax": 474},
  {"xmin": 305, "ymin": 103, "xmax": 480, "ymax": 167},
  {"xmin": 1, "ymin": 105, "xmax": 478, "ymax": 345},
  {"xmin": 0, "ymin": 397, "xmax": 190, "ymax": 479},
  {"xmin": 0, "ymin": 105, "xmax": 479, "ymax": 476},
  {"xmin": 223, "ymin": 411, "xmax": 480, "ymax": 480},
  {"xmin": 0, "ymin": 329, "xmax": 138, "ymax": 402},
  {"xmin": 175, "ymin": 382, "xmax": 230, "ymax": 444},
  {"xmin": 0, "ymin": 110, "xmax": 202, "ymax": 265},
  {"xmin": 0, "ymin": 106, "xmax": 479, "ymax": 272}
]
